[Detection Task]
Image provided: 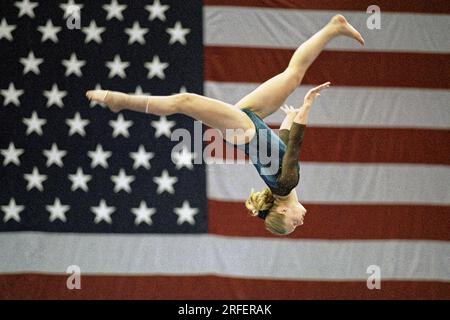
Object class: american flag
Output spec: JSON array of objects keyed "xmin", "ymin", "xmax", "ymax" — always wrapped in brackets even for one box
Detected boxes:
[{"xmin": 0, "ymin": 0, "xmax": 449, "ymax": 299}]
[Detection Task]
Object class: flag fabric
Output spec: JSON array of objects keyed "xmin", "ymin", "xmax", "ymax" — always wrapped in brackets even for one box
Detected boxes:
[{"xmin": 0, "ymin": 0, "xmax": 449, "ymax": 299}]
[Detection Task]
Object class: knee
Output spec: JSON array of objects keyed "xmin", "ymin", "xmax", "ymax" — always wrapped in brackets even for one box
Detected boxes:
[
  {"xmin": 285, "ymin": 67, "xmax": 304, "ymax": 87},
  {"xmin": 172, "ymin": 92, "xmax": 194, "ymax": 112},
  {"xmin": 176, "ymin": 92, "xmax": 194, "ymax": 104}
]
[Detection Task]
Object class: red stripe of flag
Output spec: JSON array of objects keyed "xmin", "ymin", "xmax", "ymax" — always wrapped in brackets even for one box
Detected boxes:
[
  {"xmin": 204, "ymin": 0, "xmax": 450, "ymax": 14},
  {"xmin": 204, "ymin": 126, "xmax": 450, "ymax": 165},
  {"xmin": 1, "ymin": 274, "xmax": 449, "ymax": 299},
  {"xmin": 205, "ymin": 47, "xmax": 450, "ymax": 89},
  {"xmin": 208, "ymin": 200, "xmax": 450, "ymax": 240}
]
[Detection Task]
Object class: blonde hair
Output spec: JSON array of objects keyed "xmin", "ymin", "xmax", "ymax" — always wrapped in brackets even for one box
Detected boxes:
[{"xmin": 245, "ymin": 188, "xmax": 289, "ymax": 235}]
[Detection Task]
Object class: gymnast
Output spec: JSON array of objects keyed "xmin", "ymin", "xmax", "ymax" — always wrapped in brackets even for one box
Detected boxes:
[{"xmin": 86, "ymin": 15, "xmax": 364, "ymax": 235}]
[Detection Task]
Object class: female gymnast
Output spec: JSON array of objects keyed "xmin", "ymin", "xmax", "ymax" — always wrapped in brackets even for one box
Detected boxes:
[{"xmin": 86, "ymin": 15, "xmax": 365, "ymax": 235}]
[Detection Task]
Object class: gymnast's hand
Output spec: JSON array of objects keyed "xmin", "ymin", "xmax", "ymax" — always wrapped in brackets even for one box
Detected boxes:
[
  {"xmin": 280, "ymin": 104, "xmax": 299, "ymax": 116},
  {"xmin": 303, "ymin": 82, "xmax": 331, "ymax": 107}
]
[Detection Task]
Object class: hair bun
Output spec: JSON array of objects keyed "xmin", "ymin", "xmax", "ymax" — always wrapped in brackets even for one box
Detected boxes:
[{"xmin": 245, "ymin": 188, "xmax": 274, "ymax": 217}]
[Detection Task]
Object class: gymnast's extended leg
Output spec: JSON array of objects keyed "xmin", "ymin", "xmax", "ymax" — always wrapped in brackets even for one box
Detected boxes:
[
  {"xmin": 235, "ymin": 14, "xmax": 364, "ymax": 119},
  {"xmin": 85, "ymin": 90, "xmax": 255, "ymax": 144}
]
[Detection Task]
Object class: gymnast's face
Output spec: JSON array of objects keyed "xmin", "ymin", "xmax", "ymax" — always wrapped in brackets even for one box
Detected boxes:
[{"xmin": 279, "ymin": 202, "xmax": 307, "ymax": 234}]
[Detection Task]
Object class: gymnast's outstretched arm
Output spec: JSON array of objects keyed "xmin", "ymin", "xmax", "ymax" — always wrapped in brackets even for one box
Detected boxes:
[
  {"xmin": 277, "ymin": 105, "xmax": 297, "ymax": 145},
  {"xmin": 273, "ymin": 82, "xmax": 330, "ymax": 196}
]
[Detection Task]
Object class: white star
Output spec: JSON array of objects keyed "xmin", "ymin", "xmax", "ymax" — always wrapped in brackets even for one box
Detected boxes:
[
  {"xmin": 43, "ymin": 84, "xmax": 67, "ymax": 108},
  {"xmin": 15, "ymin": 0, "xmax": 39, "ymax": 18},
  {"xmin": 1, "ymin": 142, "xmax": 24, "ymax": 166},
  {"xmin": 106, "ymin": 55, "xmax": 130, "ymax": 79},
  {"xmin": 24, "ymin": 167, "xmax": 47, "ymax": 191},
  {"xmin": 109, "ymin": 114, "xmax": 133, "ymax": 138},
  {"xmin": 91, "ymin": 199, "xmax": 115, "ymax": 224},
  {"xmin": 38, "ymin": 20, "xmax": 61, "ymax": 43},
  {"xmin": 20, "ymin": 51, "xmax": 44, "ymax": 75},
  {"xmin": 145, "ymin": 55, "xmax": 169, "ymax": 79},
  {"xmin": 145, "ymin": 0, "xmax": 169, "ymax": 22},
  {"xmin": 172, "ymin": 146, "xmax": 195, "ymax": 170},
  {"xmin": 87, "ymin": 144, "xmax": 112, "ymax": 169},
  {"xmin": 125, "ymin": 21, "xmax": 148, "ymax": 45},
  {"xmin": 153, "ymin": 169, "xmax": 177, "ymax": 194},
  {"xmin": 174, "ymin": 200, "xmax": 198, "ymax": 225},
  {"xmin": 132, "ymin": 85, "xmax": 150, "ymax": 96},
  {"xmin": 166, "ymin": 21, "xmax": 190, "ymax": 45},
  {"xmin": 60, "ymin": 0, "xmax": 84, "ymax": 19},
  {"xmin": 103, "ymin": 0, "xmax": 127, "ymax": 21},
  {"xmin": 111, "ymin": 169, "xmax": 135, "ymax": 193},
  {"xmin": 68, "ymin": 167, "xmax": 92, "ymax": 192},
  {"xmin": 151, "ymin": 116, "xmax": 175, "ymax": 138},
  {"xmin": 130, "ymin": 145, "xmax": 154, "ymax": 169},
  {"xmin": 23, "ymin": 111, "xmax": 46, "ymax": 136},
  {"xmin": 0, "ymin": 18, "xmax": 16, "ymax": 41},
  {"xmin": 1, "ymin": 198, "xmax": 24, "ymax": 223},
  {"xmin": 1, "ymin": 82, "xmax": 24, "ymax": 107},
  {"xmin": 82, "ymin": 20, "xmax": 105, "ymax": 44},
  {"xmin": 131, "ymin": 201, "xmax": 156, "ymax": 225},
  {"xmin": 42, "ymin": 143, "xmax": 67, "ymax": 167},
  {"xmin": 66, "ymin": 112, "xmax": 89, "ymax": 136},
  {"xmin": 62, "ymin": 53, "xmax": 86, "ymax": 77},
  {"xmin": 90, "ymin": 84, "xmax": 106, "ymax": 108},
  {"xmin": 46, "ymin": 198, "xmax": 70, "ymax": 222}
]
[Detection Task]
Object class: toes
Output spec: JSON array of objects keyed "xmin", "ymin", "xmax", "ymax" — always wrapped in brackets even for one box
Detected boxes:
[{"xmin": 358, "ymin": 36, "xmax": 365, "ymax": 46}]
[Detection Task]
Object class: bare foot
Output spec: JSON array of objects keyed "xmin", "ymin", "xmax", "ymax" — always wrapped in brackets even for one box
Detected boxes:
[
  {"xmin": 86, "ymin": 90, "xmax": 121, "ymax": 113},
  {"xmin": 330, "ymin": 14, "xmax": 365, "ymax": 46}
]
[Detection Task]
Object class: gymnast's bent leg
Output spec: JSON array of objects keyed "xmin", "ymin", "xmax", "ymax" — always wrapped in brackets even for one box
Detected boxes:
[{"xmin": 235, "ymin": 14, "xmax": 364, "ymax": 119}]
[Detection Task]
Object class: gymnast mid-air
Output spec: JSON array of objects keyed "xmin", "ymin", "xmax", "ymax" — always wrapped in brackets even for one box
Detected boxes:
[{"xmin": 86, "ymin": 14, "xmax": 365, "ymax": 235}]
